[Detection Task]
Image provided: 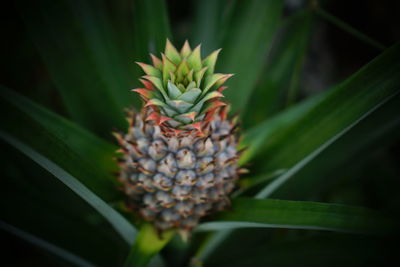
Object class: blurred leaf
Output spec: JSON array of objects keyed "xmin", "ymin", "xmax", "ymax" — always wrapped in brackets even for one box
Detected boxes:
[
  {"xmin": 0, "ymin": 88, "xmax": 173, "ymax": 265},
  {"xmin": 124, "ymin": 224, "xmax": 174, "ymax": 267},
  {"xmin": 239, "ymin": 90, "xmax": 327, "ymax": 165},
  {"xmin": 0, "ymin": 221, "xmax": 95, "ymax": 267},
  {"xmin": 218, "ymin": 0, "xmax": 283, "ymax": 112},
  {"xmin": 231, "ymin": 169, "xmax": 286, "ymax": 198},
  {"xmin": 255, "ymin": 90, "xmax": 399, "ymax": 199},
  {"xmin": 197, "ymin": 198, "xmax": 394, "ymax": 235},
  {"xmin": 246, "ymin": 43, "xmax": 400, "ymax": 174},
  {"xmin": 17, "ymin": 0, "xmax": 135, "ymax": 136},
  {"xmin": 0, "ymin": 148, "xmax": 129, "ymax": 266},
  {"xmin": 191, "ymin": 0, "xmax": 233, "ymax": 54},
  {"xmin": 0, "ymin": 131, "xmax": 137, "ymax": 244},
  {"xmin": 0, "ymin": 86, "xmax": 119, "ymax": 201},
  {"xmin": 193, "ymin": 91, "xmax": 328, "ymax": 263},
  {"xmin": 132, "ymin": 0, "xmax": 171, "ymax": 58},
  {"xmin": 243, "ymin": 9, "xmax": 314, "ymax": 126},
  {"xmin": 269, "ymin": 92, "xmax": 400, "ymax": 200},
  {"xmin": 0, "ymin": 87, "xmax": 138, "ymax": 244}
]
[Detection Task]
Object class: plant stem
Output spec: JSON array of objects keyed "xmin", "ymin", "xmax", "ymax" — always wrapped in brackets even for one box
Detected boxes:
[
  {"xmin": 123, "ymin": 223, "xmax": 175, "ymax": 267},
  {"xmin": 315, "ymin": 7, "xmax": 386, "ymax": 51}
]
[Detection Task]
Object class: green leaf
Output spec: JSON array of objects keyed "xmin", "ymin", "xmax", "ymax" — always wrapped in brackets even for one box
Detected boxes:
[
  {"xmin": 203, "ymin": 74, "xmax": 232, "ymax": 94},
  {"xmin": 269, "ymin": 89, "xmax": 400, "ymax": 200},
  {"xmin": 165, "ymin": 39, "xmax": 181, "ymax": 65},
  {"xmin": 132, "ymin": 0, "xmax": 171, "ymax": 57},
  {"xmin": 255, "ymin": 91, "xmax": 400, "ymax": 199},
  {"xmin": 187, "ymin": 45, "xmax": 203, "ymax": 71},
  {"xmin": 167, "ymin": 81, "xmax": 182, "ymax": 99},
  {"xmin": 218, "ymin": 0, "xmax": 283, "ymax": 112},
  {"xmin": 246, "ymin": 43, "xmax": 400, "ymax": 175},
  {"xmin": 243, "ymin": 9, "xmax": 314, "ymax": 126},
  {"xmin": 162, "ymin": 53, "xmax": 177, "ymax": 84},
  {"xmin": 0, "ymin": 145, "xmax": 129, "ymax": 266},
  {"xmin": 196, "ymin": 198, "xmax": 394, "ymax": 235},
  {"xmin": 0, "ymin": 87, "xmax": 140, "ymax": 244},
  {"xmin": 17, "ymin": 0, "xmax": 135, "ymax": 136},
  {"xmin": 0, "ymin": 221, "xmax": 95, "ymax": 267},
  {"xmin": 239, "ymin": 91, "xmax": 327, "ymax": 165},
  {"xmin": 191, "ymin": 0, "xmax": 228, "ymax": 55},
  {"xmin": 137, "ymin": 62, "xmax": 162, "ymax": 77},
  {"xmin": 231, "ymin": 169, "xmax": 286, "ymax": 198},
  {"xmin": 194, "ymin": 67, "xmax": 208, "ymax": 87},
  {"xmin": 123, "ymin": 223, "xmax": 175, "ymax": 267},
  {"xmin": 0, "ymin": 86, "xmax": 119, "ymax": 201},
  {"xmin": 0, "ymin": 131, "xmax": 137, "ymax": 245},
  {"xmin": 178, "ymin": 88, "xmax": 202, "ymax": 103},
  {"xmin": 202, "ymin": 49, "xmax": 221, "ymax": 76},
  {"xmin": 195, "ymin": 43, "xmax": 400, "ymax": 265}
]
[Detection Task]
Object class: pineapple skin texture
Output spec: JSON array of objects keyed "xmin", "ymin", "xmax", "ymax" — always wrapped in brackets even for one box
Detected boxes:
[{"xmin": 116, "ymin": 109, "xmax": 239, "ymax": 232}]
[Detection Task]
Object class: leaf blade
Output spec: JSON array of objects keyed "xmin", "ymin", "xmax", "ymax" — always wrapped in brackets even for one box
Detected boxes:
[
  {"xmin": 0, "ymin": 86, "xmax": 119, "ymax": 201},
  {"xmin": 0, "ymin": 131, "xmax": 137, "ymax": 245},
  {"xmin": 196, "ymin": 198, "xmax": 394, "ymax": 235},
  {"xmin": 218, "ymin": 0, "xmax": 283, "ymax": 112},
  {"xmin": 245, "ymin": 43, "xmax": 400, "ymax": 174},
  {"xmin": 17, "ymin": 0, "xmax": 135, "ymax": 136}
]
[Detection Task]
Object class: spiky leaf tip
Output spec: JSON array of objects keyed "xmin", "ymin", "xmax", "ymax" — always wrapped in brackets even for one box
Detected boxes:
[{"xmin": 134, "ymin": 39, "xmax": 233, "ymax": 135}]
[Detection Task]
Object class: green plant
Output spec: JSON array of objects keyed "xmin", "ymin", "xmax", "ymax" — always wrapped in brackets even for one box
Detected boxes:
[{"xmin": 1, "ymin": 0, "xmax": 399, "ymax": 266}]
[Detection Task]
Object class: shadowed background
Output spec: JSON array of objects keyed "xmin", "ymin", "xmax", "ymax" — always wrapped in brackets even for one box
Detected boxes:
[{"xmin": 1, "ymin": 0, "xmax": 399, "ymax": 266}]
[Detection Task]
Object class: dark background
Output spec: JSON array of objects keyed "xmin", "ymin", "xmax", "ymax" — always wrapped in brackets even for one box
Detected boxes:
[{"xmin": 1, "ymin": 0, "xmax": 399, "ymax": 266}]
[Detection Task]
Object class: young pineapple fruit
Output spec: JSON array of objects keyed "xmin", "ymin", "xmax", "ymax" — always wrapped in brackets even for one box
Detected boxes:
[{"xmin": 115, "ymin": 40, "xmax": 243, "ymax": 236}]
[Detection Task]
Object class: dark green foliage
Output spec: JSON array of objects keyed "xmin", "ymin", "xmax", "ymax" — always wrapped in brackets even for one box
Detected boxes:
[{"xmin": 1, "ymin": 0, "xmax": 399, "ymax": 266}]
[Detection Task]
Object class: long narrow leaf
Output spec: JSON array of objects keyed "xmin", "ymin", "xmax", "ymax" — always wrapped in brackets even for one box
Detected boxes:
[
  {"xmin": 248, "ymin": 43, "xmax": 400, "ymax": 173},
  {"xmin": 239, "ymin": 90, "xmax": 328, "ymax": 165},
  {"xmin": 255, "ymin": 90, "xmax": 399, "ymax": 199},
  {"xmin": 0, "ymin": 86, "xmax": 119, "ymax": 201},
  {"xmin": 197, "ymin": 198, "xmax": 394, "ymax": 235},
  {"xmin": 218, "ymin": 0, "xmax": 283, "ymax": 112},
  {"xmin": 191, "ymin": 0, "xmax": 232, "ymax": 54},
  {"xmin": 0, "ymin": 147, "xmax": 129, "ymax": 266},
  {"xmin": 243, "ymin": 9, "xmax": 314, "ymax": 126},
  {"xmin": 132, "ymin": 0, "xmax": 171, "ymax": 58},
  {"xmin": 195, "ymin": 42, "xmax": 400, "ymax": 264},
  {"xmin": 17, "ymin": 0, "xmax": 133, "ymax": 136},
  {"xmin": 278, "ymin": 92, "xmax": 400, "ymax": 199},
  {"xmin": 0, "ymin": 131, "xmax": 137, "ymax": 244}
]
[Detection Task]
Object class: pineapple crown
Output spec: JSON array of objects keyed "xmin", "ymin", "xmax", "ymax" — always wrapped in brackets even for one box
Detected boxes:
[{"xmin": 133, "ymin": 39, "xmax": 233, "ymax": 135}]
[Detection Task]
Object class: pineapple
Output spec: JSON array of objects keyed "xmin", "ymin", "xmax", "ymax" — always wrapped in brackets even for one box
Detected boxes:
[{"xmin": 114, "ymin": 40, "xmax": 243, "ymax": 235}]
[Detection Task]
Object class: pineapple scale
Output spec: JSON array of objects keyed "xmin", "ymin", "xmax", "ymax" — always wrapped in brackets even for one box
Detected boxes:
[{"xmin": 117, "ymin": 109, "xmax": 239, "ymax": 232}]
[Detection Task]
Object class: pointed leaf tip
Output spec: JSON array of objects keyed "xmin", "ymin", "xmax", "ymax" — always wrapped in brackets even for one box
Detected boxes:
[
  {"xmin": 136, "ymin": 62, "xmax": 161, "ymax": 77},
  {"xmin": 150, "ymin": 54, "xmax": 163, "ymax": 70},
  {"xmin": 144, "ymin": 98, "xmax": 166, "ymax": 108},
  {"xmin": 165, "ymin": 39, "xmax": 181, "ymax": 65},
  {"xmin": 132, "ymin": 88, "xmax": 154, "ymax": 99},
  {"xmin": 181, "ymin": 40, "xmax": 192, "ymax": 58},
  {"xmin": 187, "ymin": 44, "xmax": 202, "ymax": 71},
  {"xmin": 162, "ymin": 53, "xmax": 177, "ymax": 84},
  {"xmin": 203, "ymin": 48, "xmax": 222, "ymax": 75},
  {"xmin": 203, "ymin": 73, "xmax": 233, "ymax": 94},
  {"xmin": 139, "ymin": 78, "xmax": 154, "ymax": 89}
]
